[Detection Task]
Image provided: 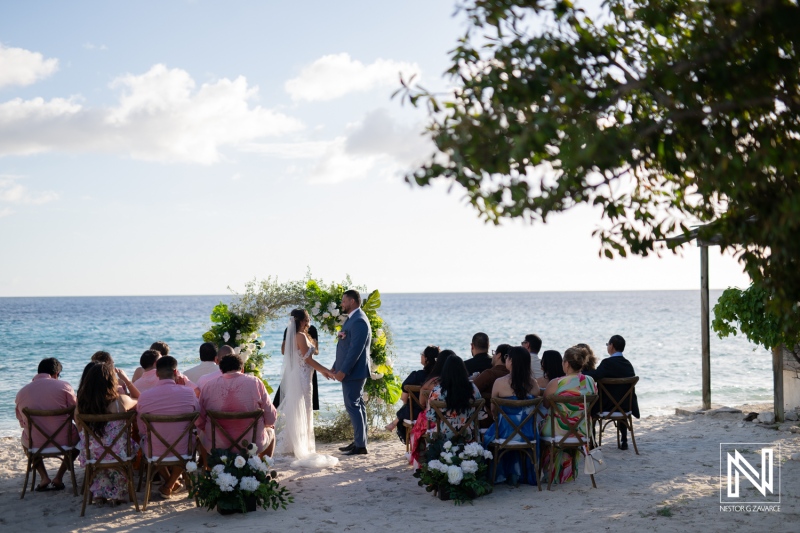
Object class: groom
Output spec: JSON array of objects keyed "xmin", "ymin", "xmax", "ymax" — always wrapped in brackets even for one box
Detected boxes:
[{"xmin": 332, "ymin": 289, "xmax": 372, "ymax": 456}]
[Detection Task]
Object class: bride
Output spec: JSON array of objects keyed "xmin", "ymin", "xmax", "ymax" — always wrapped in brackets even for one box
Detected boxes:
[{"xmin": 274, "ymin": 309, "xmax": 339, "ymax": 468}]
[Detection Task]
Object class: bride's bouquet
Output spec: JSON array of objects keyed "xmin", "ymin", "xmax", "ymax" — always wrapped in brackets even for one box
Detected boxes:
[{"xmin": 188, "ymin": 442, "xmax": 293, "ymax": 514}]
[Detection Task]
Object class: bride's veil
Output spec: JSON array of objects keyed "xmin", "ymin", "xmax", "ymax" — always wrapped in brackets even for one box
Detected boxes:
[{"xmin": 274, "ymin": 315, "xmax": 337, "ymax": 468}]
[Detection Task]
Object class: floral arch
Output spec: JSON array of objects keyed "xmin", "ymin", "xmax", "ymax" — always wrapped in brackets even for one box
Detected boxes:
[{"xmin": 202, "ymin": 276, "xmax": 402, "ymax": 405}]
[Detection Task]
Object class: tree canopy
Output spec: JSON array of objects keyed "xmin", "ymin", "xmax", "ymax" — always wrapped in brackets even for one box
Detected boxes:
[{"xmin": 402, "ymin": 0, "xmax": 800, "ymax": 333}]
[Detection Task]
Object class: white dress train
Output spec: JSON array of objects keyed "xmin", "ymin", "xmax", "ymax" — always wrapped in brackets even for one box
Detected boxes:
[{"xmin": 274, "ymin": 318, "xmax": 338, "ymax": 469}]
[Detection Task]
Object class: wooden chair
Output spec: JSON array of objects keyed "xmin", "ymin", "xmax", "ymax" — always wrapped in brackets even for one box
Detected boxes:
[
  {"xmin": 137, "ymin": 412, "xmax": 200, "ymax": 510},
  {"xmin": 595, "ymin": 377, "xmax": 640, "ymax": 454},
  {"xmin": 487, "ymin": 397, "xmax": 542, "ymax": 490},
  {"xmin": 539, "ymin": 394, "xmax": 598, "ymax": 490},
  {"xmin": 427, "ymin": 398, "xmax": 485, "ymax": 442},
  {"xmin": 20, "ymin": 406, "xmax": 78, "ymax": 498},
  {"xmin": 402, "ymin": 385, "xmax": 423, "ymax": 452},
  {"xmin": 206, "ymin": 409, "xmax": 264, "ymax": 454},
  {"xmin": 75, "ymin": 411, "xmax": 140, "ymax": 516}
]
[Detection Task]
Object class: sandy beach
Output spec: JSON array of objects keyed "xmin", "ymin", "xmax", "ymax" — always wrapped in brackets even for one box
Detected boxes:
[{"xmin": 1, "ymin": 404, "xmax": 798, "ymax": 533}]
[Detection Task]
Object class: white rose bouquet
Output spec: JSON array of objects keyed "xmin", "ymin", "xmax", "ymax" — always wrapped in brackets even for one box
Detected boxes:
[{"xmin": 413, "ymin": 434, "xmax": 493, "ymax": 504}]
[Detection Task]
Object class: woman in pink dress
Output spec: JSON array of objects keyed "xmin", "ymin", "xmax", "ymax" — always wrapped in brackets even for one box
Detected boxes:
[{"xmin": 76, "ymin": 364, "xmax": 138, "ymax": 504}]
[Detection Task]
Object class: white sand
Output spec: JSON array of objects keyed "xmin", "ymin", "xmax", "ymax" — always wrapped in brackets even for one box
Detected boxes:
[{"xmin": 1, "ymin": 407, "xmax": 798, "ymax": 533}]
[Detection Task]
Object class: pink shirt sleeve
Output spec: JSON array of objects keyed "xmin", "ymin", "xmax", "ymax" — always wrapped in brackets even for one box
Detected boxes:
[{"xmin": 259, "ymin": 381, "xmax": 277, "ymax": 428}]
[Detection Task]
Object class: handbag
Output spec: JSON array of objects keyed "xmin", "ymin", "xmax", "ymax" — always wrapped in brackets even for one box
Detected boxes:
[{"xmin": 583, "ymin": 394, "xmax": 607, "ymax": 475}]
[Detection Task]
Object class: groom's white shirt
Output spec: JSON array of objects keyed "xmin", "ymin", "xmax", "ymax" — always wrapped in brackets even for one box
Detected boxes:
[{"xmin": 347, "ymin": 307, "xmax": 358, "ymax": 319}]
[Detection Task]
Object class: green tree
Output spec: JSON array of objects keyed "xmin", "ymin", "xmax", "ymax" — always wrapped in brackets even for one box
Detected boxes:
[{"xmin": 401, "ymin": 0, "xmax": 800, "ymax": 334}]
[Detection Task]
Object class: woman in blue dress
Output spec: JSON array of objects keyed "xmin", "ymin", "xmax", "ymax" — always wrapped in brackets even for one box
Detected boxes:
[{"xmin": 483, "ymin": 346, "xmax": 540, "ymax": 485}]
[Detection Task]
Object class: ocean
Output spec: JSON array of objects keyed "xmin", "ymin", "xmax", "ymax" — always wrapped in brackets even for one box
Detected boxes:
[{"xmin": 0, "ymin": 291, "xmax": 773, "ymax": 437}]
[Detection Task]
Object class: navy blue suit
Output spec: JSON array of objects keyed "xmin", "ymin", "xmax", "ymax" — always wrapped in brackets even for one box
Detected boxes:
[
  {"xmin": 584, "ymin": 354, "xmax": 639, "ymax": 444},
  {"xmin": 333, "ymin": 308, "xmax": 371, "ymax": 447}
]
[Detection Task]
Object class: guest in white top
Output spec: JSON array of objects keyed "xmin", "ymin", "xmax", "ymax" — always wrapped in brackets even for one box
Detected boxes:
[
  {"xmin": 522, "ymin": 334, "xmax": 544, "ymax": 380},
  {"xmin": 184, "ymin": 342, "xmax": 219, "ymax": 383},
  {"xmin": 196, "ymin": 345, "xmax": 236, "ymax": 391}
]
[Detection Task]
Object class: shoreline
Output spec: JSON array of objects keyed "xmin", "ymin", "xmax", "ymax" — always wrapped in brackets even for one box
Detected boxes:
[{"xmin": 0, "ymin": 403, "xmax": 797, "ymax": 532}]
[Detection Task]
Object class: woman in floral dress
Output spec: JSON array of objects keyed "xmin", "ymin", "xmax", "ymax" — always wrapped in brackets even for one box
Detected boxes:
[
  {"xmin": 539, "ymin": 345, "xmax": 597, "ymax": 485},
  {"xmin": 408, "ymin": 350, "xmax": 455, "ymax": 468},
  {"xmin": 76, "ymin": 363, "xmax": 138, "ymax": 504}
]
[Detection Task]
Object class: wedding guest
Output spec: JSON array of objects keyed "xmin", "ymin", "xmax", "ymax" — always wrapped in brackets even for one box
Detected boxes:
[
  {"xmin": 76, "ymin": 363, "xmax": 138, "ymax": 504},
  {"xmin": 537, "ymin": 350, "xmax": 565, "ymax": 389},
  {"xmin": 522, "ymin": 334, "xmax": 545, "ymax": 380},
  {"xmin": 583, "ymin": 335, "xmax": 640, "ymax": 450},
  {"xmin": 135, "ymin": 349, "xmax": 198, "ymax": 395},
  {"xmin": 134, "ymin": 341, "xmax": 171, "ymax": 381},
  {"xmin": 183, "ymin": 342, "xmax": 219, "ymax": 383},
  {"xmin": 196, "ymin": 345, "xmax": 235, "ymax": 391},
  {"xmin": 15, "ymin": 358, "xmax": 78, "ymax": 492},
  {"xmin": 577, "ymin": 343, "xmax": 598, "ymax": 371},
  {"xmin": 464, "ymin": 332, "xmax": 492, "ymax": 375},
  {"xmin": 408, "ymin": 349, "xmax": 454, "ymax": 467},
  {"xmin": 484, "ymin": 346, "xmax": 539, "ymax": 485},
  {"xmin": 539, "ymin": 345, "xmax": 597, "ymax": 485},
  {"xmin": 196, "ymin": 354, "xmax": 277, "ymax": 457},
  {"xmin": 473, "ymin": 344, "xmax": 511, "ymax": 395},
  {"xmin": 91, "ymin": 351, "xmax": 139, "ymax": 399},
  {"xmin": 78, "ymin": 362, "xmax": 98, "ymax": 394},
  {"xmin": 384, "ymin": 345, "xmax": 440, "ymax": 441},
  {"xmin": 137, "ymin": 356, "xmax": 200, "ymax": 499},
  {"xmin": 425, "ymin": 355, "xmax": 482, "ymax": 440}
]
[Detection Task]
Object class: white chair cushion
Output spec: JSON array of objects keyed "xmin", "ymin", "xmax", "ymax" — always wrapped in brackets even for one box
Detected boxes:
[
  {"xmin": 403, "ymin": 419, "xmax": 414, "ymax": 426},
  {"xmin": 599, "ymin": 411, "xmax": 632, "ymax": 418},
  {"xmin": 540, "ymin": 436, "xmax": 587, "ymax": 444},
  {"xmin": 491, "ymin": 439, "xmax": 534, "ymax": 447},
  {"xmin": 27, "ymin": 446, "xmax": 75, "ymax": 454},
  {"xmin": 85, "ymin": 455, "xmax": 131, "ymax": 464},
  {"xmin": 144, "ymin": 453, "xmax": 192, "ymax": 462}
]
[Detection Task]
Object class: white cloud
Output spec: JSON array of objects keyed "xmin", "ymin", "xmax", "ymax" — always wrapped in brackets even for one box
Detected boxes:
[
  {"xmin": 0, "ymin": 64, "xmax": 304, "ymax": 164},
  {"xmin": 82, "ymin": 43, "xmax": 108, "ymax": 51},
  {"xmin": 0, "ymin": 175, "xmax": 58, "ymax": 205},
  {"xmin": 0, "ymin": 43, "xmax": 59, "ymax": 88},
  {"xmin": 285, "ymin": 53, "xmax": 420, "ymax": 102},
  {"xmin": 0, "ymin": 207, "xmax": 13, "ymax": 217},
  {"xmin": 344, "ymin": 108, "xmax": 433, "ymax": 167},
  {"xmin": 306, "ymin": 137, "xmax": 382, "ymax": 184}
]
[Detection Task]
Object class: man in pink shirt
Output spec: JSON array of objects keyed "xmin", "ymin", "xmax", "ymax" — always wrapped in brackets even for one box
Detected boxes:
[
  {"xmin": 135, "ymin": 349, "xmax": 199, "ymax": 396},
  {"xmin": 137, "ymin": 355, "xmax": 200, "ymax": 499},
  {"xmin": 197, "ymin": 354, "xmax": 277, "ymax": 458},
  {"xmin": 15, "ymin": 358, "xmax": 78, "ymax": 491}
]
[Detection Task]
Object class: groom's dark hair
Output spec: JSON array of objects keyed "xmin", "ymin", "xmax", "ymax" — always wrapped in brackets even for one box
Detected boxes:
[{"xmin": 343, "ymin": 289, "xmax": 361, "ymax": 306}]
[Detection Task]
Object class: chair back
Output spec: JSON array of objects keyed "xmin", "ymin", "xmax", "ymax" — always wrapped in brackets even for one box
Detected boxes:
[
  {"xmin": 544, "ymin": 394, "xmax": 597, "ymax": 447},
  {"xmin": 22, "ymin": 406, "xmax": 76, "ymax": 454},
  {"xmin": 141, "ymin": 412, "xmax": 199, "ymax": 463},
  {"xmin": 75, "ymin": 411, "xmax": 137, "ymax": 463},
  {"xmin": 206, "ymin": 409, "xmax": 263, "ymax": 453},
  {"xmin": 490, "ymin": 397, "xmax": 541, "ymax": 447},
  {"xmin": 404, "ymin": 385, "xmax": 423, "ymax": 421},
  {"xmin": 428, "ymin": 398, "xmax": 485, "ymax": 442},
  {"xmin": 596, "ymin": 377, "xmax": 639, "ymax": 415}
]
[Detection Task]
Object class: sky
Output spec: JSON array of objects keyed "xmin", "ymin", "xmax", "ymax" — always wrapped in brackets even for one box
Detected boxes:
[{"xmin": 0, "ymin": 0, "xmax": 751, "ymax": 297}]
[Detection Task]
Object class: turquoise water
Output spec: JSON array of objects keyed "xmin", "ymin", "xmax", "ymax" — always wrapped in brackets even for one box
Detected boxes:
[{"xmin": 0, "ymin": 291, "xmax": 773, "ymax": 436}]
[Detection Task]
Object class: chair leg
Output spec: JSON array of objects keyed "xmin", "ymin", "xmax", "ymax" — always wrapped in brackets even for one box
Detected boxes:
[
  {"xmin": 137, "ymin": 456, "xmax": 145, "ymax": 491},
  {"xmin": 126, "ymin": 465, "xmax": 140, "ymax": 512},
  {"xmin": 590, "ymin": 473, "xmax": 597, "ymax": 489},
  {"xmin": 142, "ymin": 462, "xmax": 152, "ymax": 511},
  {"xmin": 20, "ymin": 456, "xmax": 33, "ymax": 499},
  {"xmin": 68, "ymin": 456, "xmax": 78, "ymax": 496},
  {"xmin": 80, "ymin": 465, "xmax": 92, "ymax": 517},
  {"xmin": 629, "ymin": 418, "xmax": 639, "ymax": 455},
  {"xmin": 546, "ymin": 446, "xmax": 554, "ymax": 491}
]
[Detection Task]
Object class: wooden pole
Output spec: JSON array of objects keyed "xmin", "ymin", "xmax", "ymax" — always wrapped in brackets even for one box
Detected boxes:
[
  {"xmin": 773, "ymin": 346, "xmax": 784, "ymax": 422},
  {"xmin": 701, "ymin": 245, "xmax": 711, "ymax": 410}
]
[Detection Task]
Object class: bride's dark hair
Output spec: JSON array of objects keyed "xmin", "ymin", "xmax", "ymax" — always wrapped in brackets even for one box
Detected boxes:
[{"xmin": 290, "ymin": 309, "xmax": 309, "ymax": 332}]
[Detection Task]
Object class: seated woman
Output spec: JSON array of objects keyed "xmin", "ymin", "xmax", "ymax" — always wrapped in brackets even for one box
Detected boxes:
[
  {"xmin": 576, "ymin": 343, "xmax": 598, "ymax": 372},
  {"xmin": 537, "ymin": 350, "xmax": 565, "ymax": 389},
  {"xmin": 539, "ymin": 345, "xmax": 597, "ymax": 485},
  {"xmin": 424, "ymin": 355, "xmax": 482, "ymax": 441},
  {"xmin": 76, "ymin": 363, "xmax": 139, "ymax": 505},
  {"xmin": 91, "ymin": 351, "xmax": 139, "ymax": 399},
  {"xmin": 407, "ymin": 349, "xmax": 453, "ymax": 468},
  {"xmin": 483, "ymin": 346, "xmax": 540, "ymax": 485},
  {"xmin": 385, "ymin": 345, "xmax": 439, "ymax": 441}
]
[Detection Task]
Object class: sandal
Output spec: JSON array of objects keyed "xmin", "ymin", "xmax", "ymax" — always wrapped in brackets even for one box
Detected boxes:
[
  {"xmin": 158, "ymin": 487, "xmax": 172, "ymax": 500},
  {"xmin": 34, "ymin": 483, "xmax": 54, "ymax": 492},
  {"xmin": 50, "ymin": 482, "xmax": 65, "ymax": 491}
]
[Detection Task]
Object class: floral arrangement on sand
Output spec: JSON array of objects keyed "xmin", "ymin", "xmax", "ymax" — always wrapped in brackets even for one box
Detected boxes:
[
  {"xmin": 413, "ymin": 434, "xmax": 493, "ymax": 504},
  {"xmin": 187, "ymin": 442, "xmax": 293, "ymax": 514}
]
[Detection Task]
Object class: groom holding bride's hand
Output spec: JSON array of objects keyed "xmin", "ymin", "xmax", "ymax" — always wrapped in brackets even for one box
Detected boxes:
[{"xmin": 331, "ymin": 289, "xmax": 371, "ymax": 456}]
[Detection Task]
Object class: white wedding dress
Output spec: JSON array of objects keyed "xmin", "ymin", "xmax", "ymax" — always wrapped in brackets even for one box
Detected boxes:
[{"xmin": 274, "ymin": 318, "xmax": 338, "ymax": 469}]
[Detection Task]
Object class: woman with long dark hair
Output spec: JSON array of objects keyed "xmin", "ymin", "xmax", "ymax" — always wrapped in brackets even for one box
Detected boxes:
[
  {"xmin": 538, "ymin": 350, "xmax": 565, "ymax": 389},
  {"xmin": 408, "ymin": 349, "xmax": 456, "ymax": 467},
  {"xmin": 483, "ymin": 346, "xmax": 540, "ymax": 485},
  {"xmin": 76, "ymin": 363, "xmax": 138, "ymax": 504},
  {"xmin": 423, "ymin": 355, "xmax": 482, "ymax": 439},
  {"xmin": 385, "ymin": 345, "xmax": 439, "ymax": 441}
]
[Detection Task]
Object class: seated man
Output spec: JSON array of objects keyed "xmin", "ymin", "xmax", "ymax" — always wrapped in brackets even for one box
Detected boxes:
[
  {"xmin": 136, "ymin": 349, "xmax": 198, "ymax": 395},
  {"xmin": 15, "ymin": 358, "xmax": 78, "ymax": 491},
  {"xmin": 584, "ymin": 334, "xmax": 640, "ymax": 450},
  {"xmin": 184, "ymin": 342, "xmax": 219, "ymax": 383},
  {"xmin": 133, "ymin": 341, "xmax": 171, "ymax": 382},
  {"xmin": 195, "ymin": 345, "xmax": 235, "ymax": 391},
  {"xmin": 522, "ymin": 334, "xmax": 545, "ymax": 381},
  {"xmin": 137, "ymin": 355, "xmax": 200, "ymax": 499},
  {"xmin": 196, "ymin": 354, "xmax": 277, "ymax": 457},
  {"xmin": 464, "ymin": 332, "xmax": 493, "ymax": 375}
]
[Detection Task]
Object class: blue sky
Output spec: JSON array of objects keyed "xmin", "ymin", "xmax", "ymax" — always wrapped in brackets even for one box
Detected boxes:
[{"xmin": 0, "ymin": 1, "xmax": 750, "ymax": 296}]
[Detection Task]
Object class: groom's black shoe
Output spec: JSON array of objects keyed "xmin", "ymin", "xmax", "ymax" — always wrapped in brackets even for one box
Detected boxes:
[
  {"xmin": 342, "ymin": 446, "xmax": 368, "ymax": 456},
  {"xmin": 338, "ymin": 442, "xmax": 356, "ymax": 452}
]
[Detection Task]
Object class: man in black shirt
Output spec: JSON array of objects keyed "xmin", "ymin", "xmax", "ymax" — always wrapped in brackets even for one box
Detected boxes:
[{"xmin": 464, "ymin": 332, "xmax": 493, "ymax": 375}]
